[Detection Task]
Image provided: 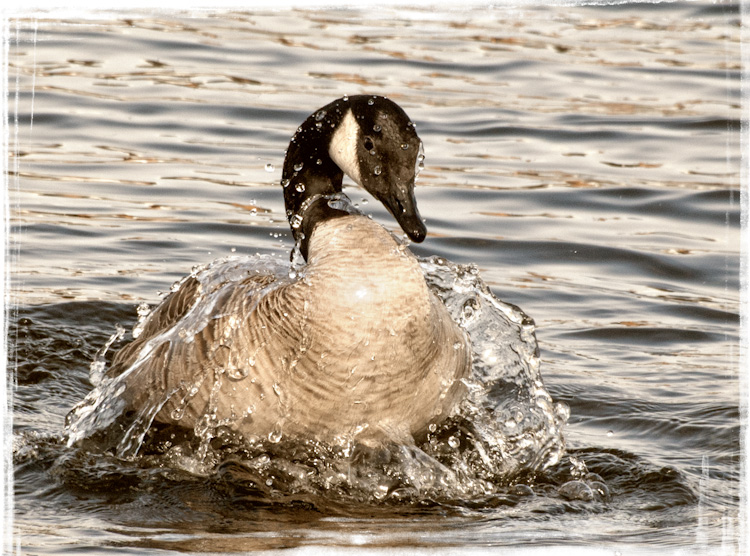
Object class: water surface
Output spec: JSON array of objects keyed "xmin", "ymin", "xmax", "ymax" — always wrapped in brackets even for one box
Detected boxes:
[{"xmin": 7, "ymin": 3, "xmax": 743, "ymax": 554}]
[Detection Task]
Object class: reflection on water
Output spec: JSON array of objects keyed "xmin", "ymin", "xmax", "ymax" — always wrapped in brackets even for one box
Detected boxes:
[{"xmin": 8, "ymin": 2, "xmax": 742, "ymax": 554}]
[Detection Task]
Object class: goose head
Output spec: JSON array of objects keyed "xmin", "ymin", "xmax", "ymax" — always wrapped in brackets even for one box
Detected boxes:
[{"xmin": 281, "ymin": 95, "xmax": 426, "ymax": 259}]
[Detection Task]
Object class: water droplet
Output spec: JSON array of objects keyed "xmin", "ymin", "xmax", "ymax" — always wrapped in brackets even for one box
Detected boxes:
[
  {"xmin": 428, "ymin": 423, "xmax": 437, "ymax": 433},
  {"xmin": 559, "ymin": 480, "xmax": 594, "ymax": 501},
  {"xmin": 281, "ymin": 178, "xmax": 290, "ymax": 188},
  {"xmin": 462, "ymin": 298, "xmax": 479, "ymax": 321},
  {"xmin": 315, "ymin": 109, "xmax": 327, "ymax": 121},
  {"xmin": 227, "ymin": 366, "xmax": 249, "ymax": 380},
  {"xmin": 369, "ymin": 149, "xmax": 376, "ymax": 156},
  {"xmin": 511, "ymin": 484, "xmax": 535, "ymax": 496},
  {"xmin": 268, "ymin": 428, "xmax": 282, "ymax": 443},
  {"xmin": 342, "ymin": 94, "xmax": 349, "ymax": 101},
  {"xmin": 373, "ymin": 165, "xmax": 382, "ymax": 176},
  {"xmin": 400, "ymin": 143, "xmax": 409, "ymax": 150},
  {"xmin": 294, "ymin": 162, "xmax": 304, "ymax": 171},
  {"xmin": 453, "ymin": 342, "xmax": 462, "ymax": 350},
  {"xmin": 373, "ymin": 124, "xmax": 381, "ymax": 132},
  {"xmin": 316, "ymin": 158, "xmax": 322, "ymax": 165},
  {"xmin": 295, "ymin": 182, "xmax": 306, "ymax": 193},
  {"xmin": 606, "ymin": 430, "xmax": 614, "ymax": 437},
  {"xmin": 170, "ymin": 407, "xmax": 185, "ymax": 421},
  {"xmin": 367, "ymin": 98, "xmax": 374, "ymax": 105},
  {"xmin": 265, "ymin": 163, "xmax": 274, "ymax": 172},
  {"xmin": 555, "ymin": 402, "xmax": 571, "ymax": 422},
  {"xmin": 315, "ymin": 121, "xmax": 322, "ymax": 129},
  {"xmin": 447, "ymin": 436, "xmax": 460, "ymax": 449},
  {"xmin": 590, "ymin": 481, "xmax": 610, "ymax": 500},
  {"xmin": 290, "ymin": 214, "xmax": 303, "ymax": 229}
]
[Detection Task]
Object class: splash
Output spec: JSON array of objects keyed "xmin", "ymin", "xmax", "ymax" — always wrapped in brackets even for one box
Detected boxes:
[
  {"xmin": 417, "ymin": 256, "xmax": 568, "ymax": 484},
  {"xmin": 64, "ymin": 255, "xmax": 293, "ymax": 460},
  {"xmin": 65, "ymin": 253, "xmax": 568, "ymax": 501}
]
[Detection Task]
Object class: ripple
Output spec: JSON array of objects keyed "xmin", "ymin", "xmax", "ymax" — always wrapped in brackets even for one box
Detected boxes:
[{"xmin": 9, "ymin": 4, "xmax": 741, "ymax": 551}]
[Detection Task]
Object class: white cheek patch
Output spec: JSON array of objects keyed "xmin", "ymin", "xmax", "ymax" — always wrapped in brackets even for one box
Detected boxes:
[{"xmin": 328, "ymin": 109, "xmax": 362, "ymax": 185}]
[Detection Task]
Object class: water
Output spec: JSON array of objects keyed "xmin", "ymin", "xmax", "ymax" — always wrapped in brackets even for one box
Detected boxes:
[{"xmin": 7, "ymin": 3, "xmax": 743, "ymax": 554}]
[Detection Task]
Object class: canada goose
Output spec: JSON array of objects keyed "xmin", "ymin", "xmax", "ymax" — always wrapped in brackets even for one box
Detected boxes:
[{"xmin": 90, "ymin": 95, "xmax": 471, "ymax": 446}]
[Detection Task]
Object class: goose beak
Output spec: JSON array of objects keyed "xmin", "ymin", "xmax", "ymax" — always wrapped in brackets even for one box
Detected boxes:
[{"xmin": 382, "ymin": 182, "xmax": 427, "ymax": 243}]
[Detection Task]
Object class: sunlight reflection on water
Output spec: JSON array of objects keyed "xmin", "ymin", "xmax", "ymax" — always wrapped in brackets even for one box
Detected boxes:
[{"xmin": 8, "ymin": 2, "xmax": 742, "ymax": 554}]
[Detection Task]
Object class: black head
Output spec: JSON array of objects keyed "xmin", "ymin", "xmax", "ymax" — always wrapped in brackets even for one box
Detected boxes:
[
  {"xmin": 281, "ymin": 95, "xmax": 426, "ymax": 259},
  {"xmin": 329, "ymin": 95, "xmax": 426, "ymax": 242}
]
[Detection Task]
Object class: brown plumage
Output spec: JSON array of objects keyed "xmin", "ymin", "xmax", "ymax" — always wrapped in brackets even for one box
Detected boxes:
[
  {"xmin": 109, "ymin": 216, "xmax": 469, "ymax": 443},
  {"xmin": 93, "ymin": 95, "xmax": 471, "ymax": 446}
]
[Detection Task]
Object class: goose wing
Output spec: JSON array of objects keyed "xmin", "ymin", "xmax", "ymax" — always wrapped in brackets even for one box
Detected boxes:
[
  {"xmin": 103, "ymin": 270, "xmax": 292, "ymax": 435},
  {"xmin": 108, "ymin": 276, "xmax": 202, "ymax": 378}
]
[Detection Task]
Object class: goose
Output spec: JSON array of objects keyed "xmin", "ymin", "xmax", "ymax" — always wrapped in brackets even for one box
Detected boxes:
[{"xmin": 98, "ymin": 95, "xmax": 471, "ymax": 447}]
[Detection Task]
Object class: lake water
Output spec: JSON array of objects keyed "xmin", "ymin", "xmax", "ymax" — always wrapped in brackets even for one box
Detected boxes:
[{"xmin": 6, "ymin": 3, "xmax": 744, "ymax": 555}]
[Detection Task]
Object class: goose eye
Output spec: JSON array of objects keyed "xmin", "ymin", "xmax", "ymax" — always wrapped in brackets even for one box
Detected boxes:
[{"xmin": 363, "ymin": 137, "xmax": 374, "ymax": 151}]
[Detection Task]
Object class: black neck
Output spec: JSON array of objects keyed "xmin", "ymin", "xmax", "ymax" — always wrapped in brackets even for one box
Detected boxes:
[{"xmin": 281, "ymin": 98, "xmax": 351, "ymax": 259}]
